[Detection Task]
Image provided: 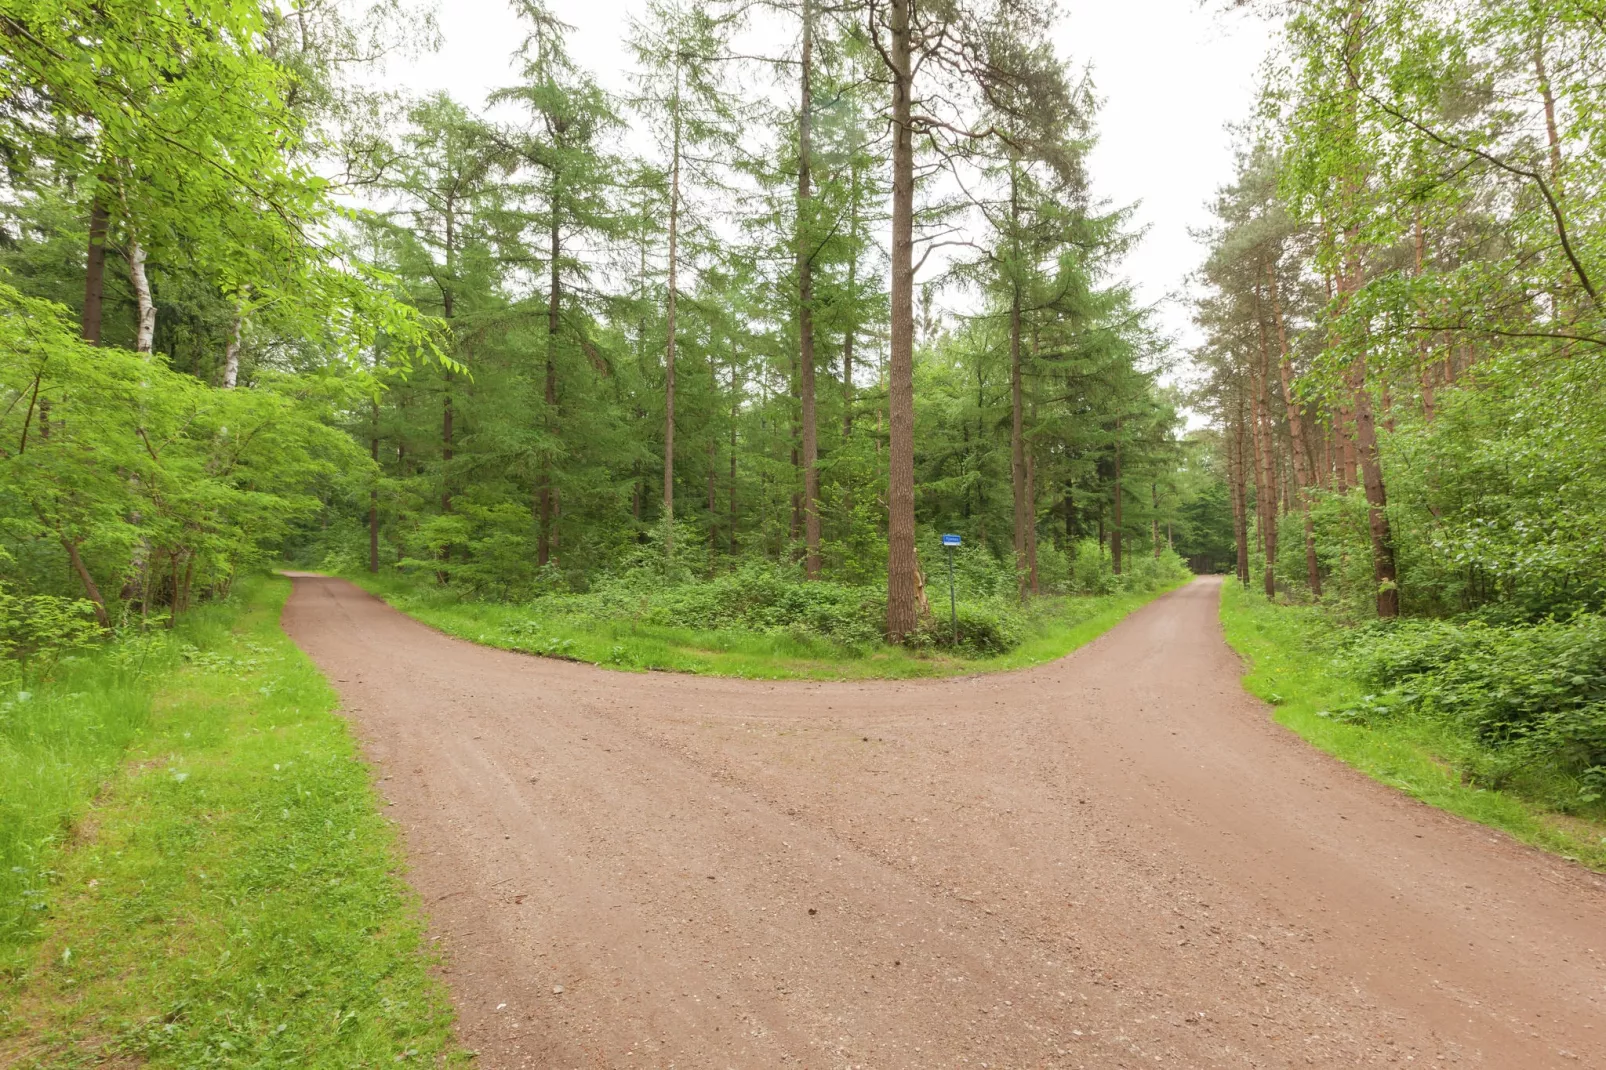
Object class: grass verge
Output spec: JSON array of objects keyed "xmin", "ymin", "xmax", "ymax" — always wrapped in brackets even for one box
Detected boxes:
[
  {"xmin": 0, "ymin": 575, "xmax": 463, "ymax": 1067},
  {"xmin": 342, "ymin": 570, "xmax": 1188, "ymax": 681},
  {"xmin": 1219, "ymin": 579, "xmax": 1606, "ymax": 871}
]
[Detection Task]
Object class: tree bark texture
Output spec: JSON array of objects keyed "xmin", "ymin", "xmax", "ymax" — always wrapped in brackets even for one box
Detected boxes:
[
  {"xmin": 883, "ymin": 0, "xmax": 919, "ymax": 641},
  {"xmin": 128, "ymin": 239, "xmax": 155, "ymax": 353},
  {"xmin": 797, "ymin": 0, "xmax": 821, "ymax": 578},
  {"xmin": 664, "ymin": 77, "xmax": 681, "ymax": 557},
  {"xmin": 82, "ymin": 197, "xmax": 109, "ymax": 344}
]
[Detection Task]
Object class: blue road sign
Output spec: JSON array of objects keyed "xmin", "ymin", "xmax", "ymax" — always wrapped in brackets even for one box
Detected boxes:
[{"xmin": 941, "ymin": 534, "xmax": 962, "ymax": 547}]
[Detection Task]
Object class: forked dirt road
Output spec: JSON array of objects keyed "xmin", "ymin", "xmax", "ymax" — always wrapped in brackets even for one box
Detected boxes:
[{"xmin": 281, "ymin": 576, "xmax": 1606, "ymax": 1069}]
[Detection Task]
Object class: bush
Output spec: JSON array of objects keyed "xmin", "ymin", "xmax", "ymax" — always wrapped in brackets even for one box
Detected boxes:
[
  {"xmin": 1342, "ymin": 613, "xmax": 1606, "ymax": 804},
  {"xmin": 1066, "ymin": 539, "xmax": 1191, "ymax": 596},
  {"xmin": 913, "ymin": 599, "xmax": 1024, "ymax": 656},
  {"xmin": 0, "ymin": 584, "xmax": 102, "ymax": 685},
  {"xmin": 627, "ymin": 562, "xmax": 886, "ymax": 648}
]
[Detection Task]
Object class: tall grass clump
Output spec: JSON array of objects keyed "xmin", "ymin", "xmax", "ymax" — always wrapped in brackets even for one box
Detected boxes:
[{"xmin": 0, "ymin": 588, "xmax": 197, "ymax": 953}]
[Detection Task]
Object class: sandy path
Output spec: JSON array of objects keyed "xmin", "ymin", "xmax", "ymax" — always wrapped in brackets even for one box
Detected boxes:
[{"xmin": 280, "ymin": 575, "xmax": 1606, "ymax": 1069}]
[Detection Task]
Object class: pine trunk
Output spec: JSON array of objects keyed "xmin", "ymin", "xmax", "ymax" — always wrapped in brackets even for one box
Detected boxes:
[
  {"xmin": 1268, "ymin": 259, "xmax": 1321, "ymax": 597},
  {"xmin": 539, "ymin": 203, "xmax": 560, "ymax": 567},
  {"xmin": 1111, "ymin": 430, "xmax": 1123, "ymax": 576},
  {"xmin": 797, "ymin": 0, "xmax": 821, "ymax": 578},
  {"xmin": 884, "ymin": 0, "xmax": 919, "ymax": 641},
  {"xmin": 369, "ymin": 399, "xmax": 380, "ymax": 573},
  {"xmin": 1231, "ymin": 399, "xmax": 1250, "ymax": 585},
  {"xmin": 1253, "ymin": 285, "xmax": 1277, "ymax": 600},
  {"xmin": 664, "ymin": 78, "xmax": 681, "ymax": 556},
  {"xmin": 1009, "ymin": 274, "xmax": 1028, "ymax": 599}
]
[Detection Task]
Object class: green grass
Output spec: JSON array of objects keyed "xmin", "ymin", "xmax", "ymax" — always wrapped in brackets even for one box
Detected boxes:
[
  {"xmin": 342, "ymin": 569, "xmax": 1187, "ymax": 681},
  {"xmin": 0, "ymin": 576, "xmax": 464, "ymax": 1067},
  {"xmin": 1219, "ymin": 579, "xmax": 1606, "ymax": 871}
]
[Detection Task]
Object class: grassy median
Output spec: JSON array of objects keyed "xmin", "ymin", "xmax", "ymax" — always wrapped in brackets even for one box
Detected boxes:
[{"xmin": 343, "ymin": 566, "xmax": 1189, "ymax": 681}]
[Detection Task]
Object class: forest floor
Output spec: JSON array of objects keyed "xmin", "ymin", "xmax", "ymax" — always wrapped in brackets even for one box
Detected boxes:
[{"xmin": 281, "ymin": 573, "xmax": 1606, "ymax": 1069}]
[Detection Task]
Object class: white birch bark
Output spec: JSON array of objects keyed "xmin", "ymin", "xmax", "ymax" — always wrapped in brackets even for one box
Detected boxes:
[{"xmin": 128, "ymin": 239, "xmax": 155, "ymax": 353}]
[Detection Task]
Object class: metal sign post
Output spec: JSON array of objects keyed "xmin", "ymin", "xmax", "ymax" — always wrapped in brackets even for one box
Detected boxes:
[{"xmin": 941, "ymin": 534, "xmax": 961, "ymax": 645}]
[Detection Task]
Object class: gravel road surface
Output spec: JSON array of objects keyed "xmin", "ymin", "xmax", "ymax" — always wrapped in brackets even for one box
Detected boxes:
[{"xmin": 281, "ymin": 575, "xmax": 1606, "ymax": 1069}]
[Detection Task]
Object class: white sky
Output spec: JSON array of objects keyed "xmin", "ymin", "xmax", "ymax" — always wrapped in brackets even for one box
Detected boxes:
[{"xmin": 373, "ymin": 0, "xmax": 1274, "ymax": 357}]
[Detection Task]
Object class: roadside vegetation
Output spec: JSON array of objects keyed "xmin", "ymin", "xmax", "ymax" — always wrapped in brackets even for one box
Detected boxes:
[
  {"xmin": 1191, "ymin": 3, "xmax": 1606, "ymax": 866},
  {"xmin": 0, "ymin": 577, "xmax": 462, "ymax": 1066},
  {"xmin": 345, "ymin": 533, "xmax": 1192, "ymax": 679},
  {"xmin": 1221, "ymin": 581, "xmax": 1606, "ymax": 871}
]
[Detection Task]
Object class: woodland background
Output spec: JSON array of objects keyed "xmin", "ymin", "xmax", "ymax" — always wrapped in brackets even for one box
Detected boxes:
[{"xmin": 2, "ymin": 0, "xmax": 1605, "ymax": 809}]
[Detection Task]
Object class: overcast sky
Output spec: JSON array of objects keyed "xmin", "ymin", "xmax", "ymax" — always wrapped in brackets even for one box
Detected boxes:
[{"xmin": 373, "ymin": 0, "xmax": 1274, "ymax": 357}]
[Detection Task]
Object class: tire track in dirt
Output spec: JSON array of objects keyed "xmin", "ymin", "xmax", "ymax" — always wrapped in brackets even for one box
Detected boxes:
[{"xmin": 281, "ymin": 575, "xmax": 1606, "ymax": 1069}]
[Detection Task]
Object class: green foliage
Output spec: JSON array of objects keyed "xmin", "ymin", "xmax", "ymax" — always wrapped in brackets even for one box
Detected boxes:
[
  {"xmin": 1341, "ymin": 614, "xmax": 1606, "ymax": 806},
  {"xmin": 0, "ymin": 577, "xmax": 463, "ymax": 1063},
  {"xmin": 1061, "ymin": 538, "xmax": 1192, "ymax": 597},
  {"xmin": 349, "ymin": 562, "xmax": 1183, "ymax": 680},
  {"xmin": 626, "ymin": 561, "xmax": 886, "ymax": 647},
  {"xmin": 0, "ymin": 585, "xmax": 99, "ymax": 681},
  {"xmin": 0, "ymin": 284, "xmax": 366, "ymax": 624},
  {"xmin": 913, "ymin": 600, "xmax": 1024, "ymax": 657}
]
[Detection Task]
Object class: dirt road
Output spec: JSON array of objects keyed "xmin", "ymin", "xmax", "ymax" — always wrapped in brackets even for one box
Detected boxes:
[{"xmin": 281, "ymin": 575, "xmax": 1606, "ymax": 1069}]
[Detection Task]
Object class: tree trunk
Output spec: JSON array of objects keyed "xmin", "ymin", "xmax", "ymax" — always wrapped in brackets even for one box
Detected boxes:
[
  {"xmin": 797, "ymin": 0, "xmax": 821, "ymax": 578},
  {"xmin": 1009, "ymin": 269, "xmax": 1028, "ymax": 598},
  {"xmin": 1535, "ymin": 30, "xmax": 1565, "ymax": 189},
  {"xmin": 441, "ymin": 379, "xmax": 454, "ymax": 515},
  {"xmin": 222, "ymin": 297, "xmax": 245, "ymax": 388},
  {"xmin": 1151, "ymin": 482, "xmax": 1161, "ymax": 559},
  {"xmin": 1413, "ymin": 212, "xmax": 1436, "ymax": 423},
  {"xmin": 843, "ymin": 155, "xmax": 859, "ymax": 439},
  {"xmin": 1111, "ymin": 429, "xmax": 1123, "ymax": 576},
  {"xmin": 789, "ymin": 353, "xmax": 802, "ymax": 547},
  {"xmin": 1338, "ymin": 0, "xmax": 1397, "ymax": 617},
  {"xmin": 1352, "ymin": 365, "xmax": 1398, "ymax": 616},
  {"xmin": 82, "ymin": 197, "xmax": 109, "ymax": 344},
  {"xmin": 664, "ymin": 76, "xmax": 681, "ymax": 558},
  {"xmin": 1230, "ymin": 399, "xmax": 1250, "ymax": 585},
  {"xmin": 1252, "ymin": 285, "xmax": 1277, "ymax": 600},
  {"xmin": 438, "ymin": 200, "xmax": 458, "ymax": 581},
  {"xmin": 729, "ymin": 369, "xmax": 739, "ymax": 555},
  {"xmin": 884, "ymin": 0, "xmax": 919, "ymax": 641},
  {"xmin": 539, "ymin": 200, "xmax": 561, "ymax": 567},
  {"xmin": 1025, "ymin": 361, "xmax": 1039, "ymax": 595},
  {"xmin": 61, "ymin": 536, "xmax": 110, "ymax": 628},
  {"xmin": 369, "ymin": 398, "xmax": 380, "ymax": 573},
  {"xmin": 128, "ymin": 239, "xmax": 155, "ymax": 353},
  {"xmin": 1248, "ymin": 358, "xmax": 1268, "ymax": 557},
  {"xmin": 1269, "ymin": 261, "xmax": 1320, "ymax": 596}
]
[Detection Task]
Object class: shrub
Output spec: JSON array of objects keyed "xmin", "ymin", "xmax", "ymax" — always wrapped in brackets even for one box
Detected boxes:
[
  {"xmin": 633, "ymin": 563, "xmax": 887, "ymax": 647},
  {"xmin": 1066, "ymin": 539, "xmax": 1191, "ymax": 596},
  {"xmin": 913, "ymin": 599, "xmax": 1024, "ymax": 656},
  {"xmin": 0, "ymin": 584, "xmax": 102, "ymax": 685},
  {"xmin": 1343, "ymin": 613, "xmax": 1606, "ymax": 804}
]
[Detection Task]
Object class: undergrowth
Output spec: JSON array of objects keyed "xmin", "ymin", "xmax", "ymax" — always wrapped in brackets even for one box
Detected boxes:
[
  {"xmin": 0, "ymin": 575, "xmax": 463, "ymax": 1066},
  {"xmin": 1219, "ymin": 579, "xmax": 1606, "ymax": 871},
  {"xmin": 341, "ymin": 545, "xmax": 1191, "ymax": 680}
]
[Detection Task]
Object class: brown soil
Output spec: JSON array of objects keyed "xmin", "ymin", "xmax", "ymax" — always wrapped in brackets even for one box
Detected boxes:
[{"xmin": 281, "ymin": 575, "xmax": 1606, "ymax": 1069}]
